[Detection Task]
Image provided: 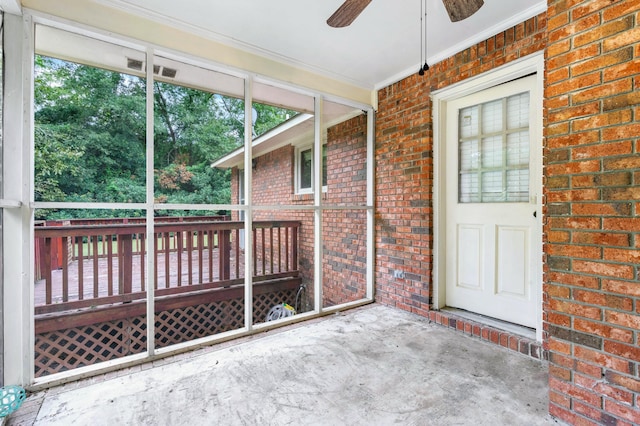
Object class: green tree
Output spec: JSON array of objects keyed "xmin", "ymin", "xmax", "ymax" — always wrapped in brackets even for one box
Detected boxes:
[{"xmin": 34, "ymin": 55, "xmax": 297, "ymax": 220}]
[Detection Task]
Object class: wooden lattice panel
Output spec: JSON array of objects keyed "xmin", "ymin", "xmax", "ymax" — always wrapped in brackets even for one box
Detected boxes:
[
  {"xmin": 35, "ymin": 289, "xmax": 298, "ymax": 377},
  {"xmin": 253, "ymin": 289, "xmax": 297, "ymax": 324},
  {"xmin": 34, "ymin": 317, "xmax": 146, "ymax": 377},
  {"xmin": 155, "ymin": 299, "xmax": 245, "ymax": 348}
]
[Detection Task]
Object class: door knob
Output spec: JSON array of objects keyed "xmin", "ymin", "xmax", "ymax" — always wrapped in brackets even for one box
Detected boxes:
[{"xmin": 533, "ymin": 211, "xmax": 537, "ymax": 218}]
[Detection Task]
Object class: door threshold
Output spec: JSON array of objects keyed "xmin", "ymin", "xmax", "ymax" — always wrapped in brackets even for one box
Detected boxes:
[{"xmin": 441, "ymin": 307, "xmax": 536, "ymax": 340}]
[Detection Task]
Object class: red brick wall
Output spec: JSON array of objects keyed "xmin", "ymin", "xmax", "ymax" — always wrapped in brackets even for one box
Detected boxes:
[
  {"xmin": 323, "ymin": 115, "xmax": 368, "ymax": 306},
  {"xmin": 375, "ymin": 14, "xmax": 547, "ymax": 317},
  {"xmin": 231, "ymin": 114, "xmax": 368, "ymax": 308},
  {"xmin": 376, "ymin": 1, "xmax": 640, "ymax": 423},
  {"xmin": 544, "ymin": 1, "xmax": 640, "ymax": 424}
]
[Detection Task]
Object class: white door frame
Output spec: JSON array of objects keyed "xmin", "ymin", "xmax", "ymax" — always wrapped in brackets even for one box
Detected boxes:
[{"xmin": 432, "ymin": 52, "xmax": 545, "ymax": 342}]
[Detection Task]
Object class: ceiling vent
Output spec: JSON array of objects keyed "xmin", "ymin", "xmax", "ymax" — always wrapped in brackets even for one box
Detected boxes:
[
  {"xmin": 161, "ymin": 67, "xmax": 177, "ymax": 78},
  {"xmin": 126, "ymin": 58, "xmax": 177, "ymax": 78},
  {"xmin": 127, "ymin": 58, "xmax": 144, "ymax": 71}
]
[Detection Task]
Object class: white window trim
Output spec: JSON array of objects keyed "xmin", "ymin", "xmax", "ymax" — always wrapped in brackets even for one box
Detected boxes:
[{"xmin": 294, "ymin": 143, "xmax": 327, "ymax": 195}]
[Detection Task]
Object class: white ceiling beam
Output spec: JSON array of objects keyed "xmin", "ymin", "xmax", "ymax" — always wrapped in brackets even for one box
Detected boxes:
[{"xmin": 0, "ymin": 0, "xmax": 22, "ymax": 15}]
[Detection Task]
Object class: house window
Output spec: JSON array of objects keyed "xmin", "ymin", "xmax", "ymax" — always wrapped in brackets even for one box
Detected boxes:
[{"xmin": 296, "ymin": 144, "xmax": 327, "ymax": 193}]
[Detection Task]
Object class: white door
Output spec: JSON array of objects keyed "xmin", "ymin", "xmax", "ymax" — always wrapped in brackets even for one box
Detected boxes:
[{"xmin": 445, "ymin": 75, "xmax": 539, "ymax": 328}]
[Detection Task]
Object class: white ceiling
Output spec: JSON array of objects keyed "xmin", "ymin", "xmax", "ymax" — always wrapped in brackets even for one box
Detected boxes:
[{"xmin": 101, "ymin": 0, "xmax": 546, "ymax": 90}]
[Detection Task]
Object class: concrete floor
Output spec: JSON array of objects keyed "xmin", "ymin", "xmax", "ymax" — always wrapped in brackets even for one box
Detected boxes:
[{"xmin": 8, "ymin": 304, "xmax": 560, "ymax": 425}]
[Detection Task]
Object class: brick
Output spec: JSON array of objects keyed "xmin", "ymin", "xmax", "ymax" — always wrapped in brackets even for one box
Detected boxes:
[
  {"xmin": 602, "ymin": 123, "xmax": 640, "ymax": 142},
  {"xmin": 575, "ymin": 290, "xmax": 633, "ymax": 311},
  {"xmin": 603, "ymin": 248, "xmax": 640, "ymax": 264},
  {"xmin": 548, "ymin": 256, "xmax": 571, "ymax": 271},
  {"xmin": 546, "ymin": 188, "xmax": 600, "ymax": 202},
  {"xmin": 604, "ymin": 341, "xmax": 640, "ymax": 362},
  {"xmin": 604, "ymin": 311, "xmax": 640, "ymax": 330},
  {"xmin": 602, "ymin": 279, "xmax": 640, "ymax": 297},
  {"xmin": 603, "ymin": 27, "xmax": 640, "ymax": 52},
  {"xmin": 572, "ymin": 79, "xmax": 632, "ymax": 105},
  {"xmin": 571, "ymin": 174, "xmax": 597, "ymax": 188},
  {"xmin": 548, "ymin": 43, "xmax": 600, "ymax": 70},
  {"xmin": 499, "ymin": 332, "xmax": 509, "ymax": 348},
  {"xmin": 604, "ymin": 60, "xmax": 640, "ymax": 82},
  {"xmin": 550, "ymin": 364, "xmax": 573, "ymax": 381},
  {"xmin": 549, "ymin": 403, "xmax": 600, "ymax": 426},
  {"xmin": 549, "ymin": 298, "xmax": 602, "ymax": 320},
  {"xmin": 571, "ymin": 202, "xmax": 632, "ymax": 217},
  {"xmin": 547, "ymin": 39, "xmax": 572, "ymax": 58},
  {"xmin": 548, "ymin": 202, "xmax": 571, "ymax": 215},
  {"xmin": 603, "ymin": 399, "xmax": 640, "ymax": 424},
  {"xmin": 602, "ymin": 91, "xmax": 640, "ymax": 111},
  {"xmin": 550, "ymin": 389, "xmax": 571, "ymax": 408},
  {"xmin": 576, "ymin": 360, "xmax": 602, "ymax": 379},
  {"xmin": 603, "ymin": 218, "xmax": 640, "ymax": 232},
  {"xmin": 548, "ymin": 104, "xmax": 601, "ymax": 125},
  {"xmin": 549, "ymin": 324, "xmax": 603, "ymax": 349},
  {"xmin": 547, "ymin": 175, "xmax": 570, "ymax": 189},
  {"xmin": 548, "ymin": 67, "xmax": 570, "ymax": 85},
  {"xmin": 603, "ymin": 1, "xmax": 640, "ymax": 21},
  {"xmin": 572, "ymin": 231, "xmax": 630, "ymax": 247},
  {"xmin": 573, "ymin": 259, "xmax": 634, "ymax": 279},
  {"xmin": 547, "ymin": 72, "xmax": 602, "ymax": 99},
  {"xmin": 548, "ymin": 271, "xmax": 600, "ymax": 289},
  {"xmin": 548, "ymin": 132, "xmax": 600, "ymax": 151},
  {"xmin": 605, "ymin": 370, "xmax": 640, "ymax": 393},
  {"xmin": 573, "ymin": 401, "xmax": 606, "ymax": 425},
  {"xmin": 571, "ymin": 47, "xmax": 633, "ymax": 77},
  {"xmin": 549, "ymin": 376, "xmax": 603, "ymax": 407},
  {"xmin": 571, "ymin": 111, "xmax": 632, "ymax": 133},
  {"xmin": 549, "ymin": 216, "xmax": 600, "ymax": 230},
  {"xmin": 548, "ymin": 311, "xmax": 572, "ymax": 327},
  {"xmin": 548, "ymin": 230, "xmax": 571, "ymax": 243},
  {"xmin": 489, "ymin": 329, "xmax": 499, "ymax": 344},
  {"xmin": 595, "ymin": 382, "xmax": 634, "ymax": 406},
  {"xmin": 547, "ymin": 244, "xmax": 600, "ymax": 259},
  {"xmin": 546, "ymin": 94, "xmax": 570, "ymax": 110},
  {"xmin": 574, "ymin": 15, "xmax": 634, "ymax": 46},
  {"xmin": 605, "ymin": 188, "xmax": 640, "ymax": 204},
  {"xmin": 575, "ymin": 346, "xmax": 633, "ymax": 374},
  {"xmin": 546, "ymin": 283, "xmax": 571, "ymax": 298},
  {"xmin": 603, "ymin": 156, "xmax": 640, "ymax": 170},
  {"xmin": 597, "ymin": 172, "xmax": 633, "ymax": 187},
  {"xmin": 547, "ymin": 10, "xmax": 569, "ymax": 32},
  {"xmin": 574, "ymin": 318, "xmax": 634, "ymax": 344}
]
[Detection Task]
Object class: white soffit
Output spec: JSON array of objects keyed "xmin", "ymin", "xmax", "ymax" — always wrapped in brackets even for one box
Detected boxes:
[{"xmin": 98, "ymin": 0, "xmax": 547, "ymax": 90}]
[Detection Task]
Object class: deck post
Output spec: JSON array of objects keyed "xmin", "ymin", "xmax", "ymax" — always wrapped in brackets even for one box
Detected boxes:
[
  {"xmin": 219, "ymin": 229, "xmax": 231, "ymax": 280},
  {"xmin": 119, "ymin": 234, "xmax": 133, "ymax": 296}
]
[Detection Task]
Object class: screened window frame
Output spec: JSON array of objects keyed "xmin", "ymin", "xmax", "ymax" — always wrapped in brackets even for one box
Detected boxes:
[{"xmin": 6, "ymin": 12, "xmax": 377, "ymax": 389}]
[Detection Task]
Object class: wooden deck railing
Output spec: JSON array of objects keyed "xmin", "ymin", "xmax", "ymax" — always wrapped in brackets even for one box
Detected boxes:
[{"xmin": 34, "ymin": 220, "xmax": 300, "ymax": 315}]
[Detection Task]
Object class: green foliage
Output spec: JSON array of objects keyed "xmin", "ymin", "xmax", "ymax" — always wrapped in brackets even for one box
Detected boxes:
[{"xmin": 34, "ymin": 55, "xmax": 296, "ymax": 220}]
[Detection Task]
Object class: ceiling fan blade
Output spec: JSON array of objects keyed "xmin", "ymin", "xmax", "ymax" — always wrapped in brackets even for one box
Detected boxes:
[
  {"xmin": 327, "ymin": 0, "xmax": 372, "ymax": 28},
  {"xmin": 441, "ymin": 0, "xmax": 484, "ymax": 22}
]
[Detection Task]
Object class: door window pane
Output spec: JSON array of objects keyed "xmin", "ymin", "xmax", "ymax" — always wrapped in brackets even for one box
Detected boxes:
[
  {"xmin": 459, "ymin": 91, "xmax": 530, "ymax": 203},
  {"xmin": 481, "ymin": 99, "xmax": 502, "ymax": 133}
]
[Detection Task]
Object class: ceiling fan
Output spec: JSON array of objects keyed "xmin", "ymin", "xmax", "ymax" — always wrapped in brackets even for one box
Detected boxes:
[{"xmin": 327, "ymin": 0, "xmax": 485, "ymax": 28}]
